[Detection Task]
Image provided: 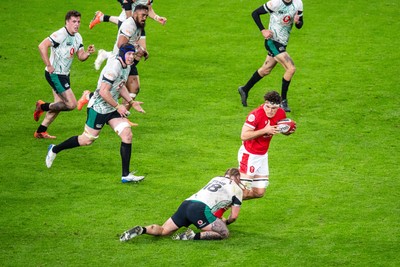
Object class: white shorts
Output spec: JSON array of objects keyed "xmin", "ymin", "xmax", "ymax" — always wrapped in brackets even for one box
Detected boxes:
[{"xmin": 238, "ymin": 145, "xmax": 269, "ymax": 177}]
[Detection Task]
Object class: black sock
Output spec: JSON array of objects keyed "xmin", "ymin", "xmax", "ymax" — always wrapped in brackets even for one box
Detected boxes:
[
  {"xmin": 41, "ymin": 103, "xmax": 50, "ymax": 111},
  {"xmin": 120, "ymin": 142, "xmax": 132, "ymax": 177},
  {"xmin": 281, "ymin": 78, "xmax": 291, "ymax": 100},
  {"xmin": 194, "ymin": 233, "xmax": 201, "ymax": 240},
  {"xmin": 53, "ymin": 136, "xmax": 80, "ymax": 154},
  {"xmin": 142, "ymin": 227, "xmax": 147, "ymax": 234},
  {"xmin": 89, "ymin": 92, "xmax": 94, "ymax": 99},
  {"xmin": 243, "ymin": 71, "xmax": 263, "ymax": 93},
  {"xmin": 103, "ymin": 15, "xmax": 110, "ymax": 22},
  {"xmin": 37, "ymin": 125, "xmax": 48, "ymax": 133}
]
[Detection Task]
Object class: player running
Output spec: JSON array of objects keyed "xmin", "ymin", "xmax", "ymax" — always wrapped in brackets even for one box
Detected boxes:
[
  {"xmin": 34, "ymin": 10, "xmax": 95, "ymax": 139},
  {"xmin": 238, "ymin": 0, "xmax": 303, "ymax": 111},
  {"xmin": 45, "ymin": 44, "xmax": 146, "ymax": 183}
]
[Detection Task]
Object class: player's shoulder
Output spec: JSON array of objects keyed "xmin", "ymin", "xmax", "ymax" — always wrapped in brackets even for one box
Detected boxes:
[
  {"xmin": 50, "ymin": 27, "xmax": 68, "ymax": 39},
  {"xmin": 103, "ymin": 57, "xmax": 123, "ymax": 78},
  {"xmin": 74, "ymin": 32, "xmax": 83, "ymax": 42},
  {"xmin": 293, "ymin": 0, "xmax": 303, "ymax": 9}
]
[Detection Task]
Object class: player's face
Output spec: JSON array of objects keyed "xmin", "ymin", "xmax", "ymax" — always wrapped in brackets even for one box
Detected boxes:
[
  {"xmin": 124, "ymin": 51, "xmax": 136, "ymax": 65},
  {"xmin": 134, "ymin": 10, "xmax": 148, "ymax": 28},
  {"xmin": 264, "ymin": 101, "xmax": 280, "ymax": 118},
  {"xmin": 65, "ymin": 16, "xmax": 81, "ymax": 34}
]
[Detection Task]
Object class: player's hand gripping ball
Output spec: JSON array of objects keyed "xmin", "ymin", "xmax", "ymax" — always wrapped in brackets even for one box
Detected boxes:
[{"xmin": 277, "ymin": 118, "xmax": 297, "ymax": 135}]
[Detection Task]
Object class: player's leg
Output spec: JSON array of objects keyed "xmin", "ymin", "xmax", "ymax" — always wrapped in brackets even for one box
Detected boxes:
[
  {"xmin": 244, "ymin": 152, "xmax": 270, "ymax": 199},
  {"xmin": 34, "ymin": 90, "xmax": 61, "ymax": 139},
  {"xmin": 45, "ymin": 125, "xmax": 100, "ymax": 168},
  {"xmin": 274, "ymin": 51, "xmax": 296, "ymax": 112},
  {"xmin": 109, "ymin": 117, "xmax": 144, "ymax": 182},
  {"xmin": 77, "ymin": 90, "xmax": 91, "ymax": 111},
  {"xmin": 147, "ymin": 218, "xmax": 180, "ymax": 236},
  {"xmin": 45, "ymin": 108, "xmax": 104, "ymax": 167},
  {"xmin": 40, "ymin": 74, "xmax": 78, "ymax": 113},
  {"xmin": 119, "ymin": 218, "xmax": 180, "ymax": 242},
  {"xmin": 89, "ymin": 11, "xmax": 119, "ymax": 29},
  {"xmin": 238, "ymin": 145, "xmax": 269, "ymax": 199},
  {"xmin": 199, "ymin": 219, "xmax": 230, "ymax": 240},
  {"xmin": 120, "ymin": 203, "xmax": 186, "ymax": 242},
  {"xmin": 34, "ymin": 74, "xmax": 74, "ymax": 138},
  {"xmin": 238, "ymin": 54, "xmax": 277, "ymax": 107},
  {"xmin": 94, "ymin": 49, "xmax": 112, "ymax": 71}
]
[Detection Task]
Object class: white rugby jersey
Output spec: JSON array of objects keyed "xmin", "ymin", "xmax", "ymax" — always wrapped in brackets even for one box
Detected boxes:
[
  {"xmin": 118, "ymin": 0, "xmax": 153, "ymax": 22},
  {"xmin": 112, "ymin": 17, "xmax": 143, "ymax": 55},
  {"xmin": 264, "ymin": 0, "xmax": 303, "ymax": 45},
  {"xmin": 187, "ymin": 176, "xmax": 243, "ymax": 213},
  {"xmin": 47, "ymin": 27, "xmax": 84, "ymax": 75},
  {"xmin": 88, "ymin": 56, "xmax": 130, "ymax": 114}
]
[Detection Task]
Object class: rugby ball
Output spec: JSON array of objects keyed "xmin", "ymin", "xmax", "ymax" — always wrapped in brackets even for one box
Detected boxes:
[{"xmin": 277, "ymin": 118, "xmax": 296, "ymax": 135}]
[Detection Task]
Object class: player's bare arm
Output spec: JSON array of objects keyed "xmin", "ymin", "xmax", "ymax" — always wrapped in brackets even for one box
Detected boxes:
[
  {"xmin": 120, "ymin": 85, "xmax": 145, "ymax": 113},
  {"xmin": 148, "ymin": 6, "xmax": 167, "ymax": 25},
  {"xmin": 38, "ymin": 38, "xmax": 54, "ymax": 73},
  {"xmin": 77, "ymin": 44, "xmax": 96, "ymax": 61},
  {"xmin": 241, "ymin": 122, "xmax": 279, "ymax": 141},
  {"xmin": 117, "ymin": 35, "xmax": 130, "ymax": 49}
]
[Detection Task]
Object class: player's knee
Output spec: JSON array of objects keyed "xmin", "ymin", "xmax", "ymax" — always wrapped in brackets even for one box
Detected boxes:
[
  {"xmin": 287, "ymin": 65, "xmax": 296, "ymax": 76},
  {"xmin": 115, "ymin": 122, "xmax": 132, "ymax": 141},
  {"xmin": 66, "ymin": 101, "xmax": 77, "ymax": 110},
  {"xmin": 82, "ymin": 131, "xmax": 98, "ymax": 145},
  {"xmin": 220, "ymin": 229, "xmax": 230, "ymax": 239},
  {"xmin": 259, "ymin": 67, "xmax": 271, "ymax": 77},
  {"xmin": 81, "ymin": 139, "xmax": 95, "ymax": 146}
]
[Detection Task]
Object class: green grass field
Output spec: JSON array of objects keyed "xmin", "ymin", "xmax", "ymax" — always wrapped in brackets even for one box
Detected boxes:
[{"xmin": 0, "ymin": 0, "xmax": 399, "ymax": 266}]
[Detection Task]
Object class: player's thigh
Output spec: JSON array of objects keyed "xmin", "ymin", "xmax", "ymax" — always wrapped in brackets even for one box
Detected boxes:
[
  {"xmin": 238, "ymin": 146, "xmax": 269, "ymax": 176},
  {"xmin": 160, "ymin": 218, "xmax": 180, "ymax": 235},
  {"xmin": 109, "ymin": 117, "xmax": 133, "ymax": 142},
  {"xmin": 186, "ymin": 201, "xmax": 216, "ymax": 229},
  {"xmin": 260, "ymin": 54, "xmax": 278, "ymax": 72},
  {"xmin": 59, "ymin": 89, "xmax": 77, "ymax": 105},
  {"xmin": 274, "ymin": 52, "xmax": 295, "ymax": 70}
]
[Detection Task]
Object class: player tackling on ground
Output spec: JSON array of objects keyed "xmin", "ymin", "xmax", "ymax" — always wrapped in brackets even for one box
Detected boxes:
[{"xmin": 120, "ymin": 168, "xmax": 244, "ymax": 241}]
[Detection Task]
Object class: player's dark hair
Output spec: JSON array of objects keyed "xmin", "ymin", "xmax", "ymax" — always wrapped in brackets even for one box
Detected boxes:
[
  {"xmin": 134, "ymin": 4, "xmax": 149, "ymax": 12},
  {"xmin": 264, "ymin": 91, "xmax": 282, "ymax": 105},
  {"xmin": 65, "ymin": 10, "xmax": 81, "ymax": 22}
]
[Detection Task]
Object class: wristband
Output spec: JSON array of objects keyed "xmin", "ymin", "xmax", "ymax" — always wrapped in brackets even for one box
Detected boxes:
[
  {"xmin": 128, "ymin": 99, "xmax": 134, "ymax": 105},
  {"xmin": 154, "ymin": 15, "xmax": 160, "ymax": 21},
  {"xmin": 114, "ymin": 103, "xmax": 120, "ymax": 109}
]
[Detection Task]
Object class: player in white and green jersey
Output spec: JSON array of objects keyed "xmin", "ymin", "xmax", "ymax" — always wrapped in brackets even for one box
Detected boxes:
[
  {"xmin": 33, "ymin": 10, "xmax": 95, "ymax": 139},
  {"xmin": 45, "ymin": 44, "xmax": 146, "ymax": 184},
  {"xmin": 238, "ymin": 0, "xmax": 303, "ymax": 112},
  {"xmin": 120, "ymin": 168, "xmax": 244, "ymax": 241},
  {"xmin": 88, "ymin": 0, "xmax": 166, "ymax": 30},
  {"xmin": 77, "ymin": 5, "xmax": 150, "ymax": 112}
]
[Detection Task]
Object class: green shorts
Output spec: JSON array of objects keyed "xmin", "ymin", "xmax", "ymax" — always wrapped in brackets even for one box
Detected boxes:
[
  {"xmin": 85, "ymin": 108, "xmax": 121, "ymax": 130},
  {"xmin": 264, "ymin": 39, "xmax": 287, "ymax": 57}
]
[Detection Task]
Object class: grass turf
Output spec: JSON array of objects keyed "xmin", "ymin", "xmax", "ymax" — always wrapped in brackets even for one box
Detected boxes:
[{"xmin": 0, "ymin": 0, "xmax": 399, "ymax": 266}]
